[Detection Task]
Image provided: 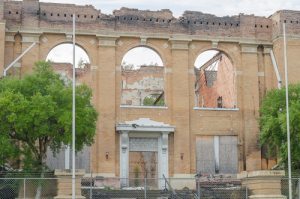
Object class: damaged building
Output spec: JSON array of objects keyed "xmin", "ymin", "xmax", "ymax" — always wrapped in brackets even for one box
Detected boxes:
[{"xmin": 1, "ymin": 0, "xmax": 300, "ymax": 188}]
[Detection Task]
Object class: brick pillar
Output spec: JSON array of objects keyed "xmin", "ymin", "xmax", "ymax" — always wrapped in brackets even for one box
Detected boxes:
[
  {"xmin": 94, "ymin": 35, "xmax": 119, "ymax": 176},
  {"xmin": 240, "ymin": 43, "xmax": 261, "ymax": 171},
  {"xmin": 20, "ymin": 33, "xmax": 40, "ymax": 75},
  {"xmin": 170, "ymin": 38, "xmax": 191, "ymax": 175},
  {"xmin": 0, "ymin": 21, "xmax": 5, "ymax": 76}
]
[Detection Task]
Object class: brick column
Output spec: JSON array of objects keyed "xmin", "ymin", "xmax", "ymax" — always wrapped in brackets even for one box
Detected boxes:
[
  {"xmin": 0, "ymin": 21, "xmax": 5, "ymax": 76},
  {"xmin": 240, "ymin": 43, "xmax": 261, "ymax": 171},
  {"xmin": 169, "ymin": 38, "xmax": 191, "ymax": 175},
  {"xmin": 20, "ymin": 33, "xmax": 40, "ymax": 75},
  {"xmin": 94, "ymin": 35, "xmax": 119, "ymax": 176}
]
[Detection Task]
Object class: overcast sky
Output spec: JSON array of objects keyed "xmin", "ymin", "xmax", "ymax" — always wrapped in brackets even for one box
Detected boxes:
[{"xmin": 39, "ymin": 0, "xmax": 300, "ymax": 17}]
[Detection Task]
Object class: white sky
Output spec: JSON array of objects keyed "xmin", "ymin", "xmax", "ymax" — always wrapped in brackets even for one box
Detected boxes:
[
  {"xmin": 46, "ymin": 44, "xmax": 90, "ymax": 68},
  {"xmin": 41, "ymin": 0, "xmax": 300, "ymax": 67},
  {"xmin": 39, "ymin": 0, "xmax": 300, "ymax": 17},
  {"xmin": 122, "ymin": 47, "xmax": 163, "ymax": 68}
]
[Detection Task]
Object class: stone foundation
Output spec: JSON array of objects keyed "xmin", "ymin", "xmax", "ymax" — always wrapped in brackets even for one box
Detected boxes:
[
  {"xmin": 54, "ymin": 169, "xmax": 85, "ymax": 199},
  {"xmin": 238, "ymin": 170, "xmax": 286, "ymax": 199}
]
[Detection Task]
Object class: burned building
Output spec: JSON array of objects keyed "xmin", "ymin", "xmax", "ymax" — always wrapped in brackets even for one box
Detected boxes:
[{"xmin": 1, "ymin": 0, "xmax": 300, "ymax": 188}]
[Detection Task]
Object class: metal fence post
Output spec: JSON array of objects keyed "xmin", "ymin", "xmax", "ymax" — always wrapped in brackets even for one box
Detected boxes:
[
  {"xmin": 23, "ymin": 178, "xmax": 26, "ymax": 199},
  {"xmin": 90, "ymin": 172, "xmax": 92, "ymax": 199},
  {"xmin": 298, "ymin": 178, "xmax": 300, "ymax": 199},
  {"xmin": 246, "ymin": 178, "xmax": 248, "ymax": 199},
  {"xmin": 197, "ymin": 178, "xmax": 200, "ymax": 199},
  {"xmin": 144, "ymin": 178, "xmax": 147, "ymax": 199}
]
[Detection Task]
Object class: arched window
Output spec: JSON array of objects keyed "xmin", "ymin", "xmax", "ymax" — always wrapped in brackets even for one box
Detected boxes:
[
  {"xmin": 46, "ymin": 43, "xmax": 90, "ymax": 81},
  {"xmin": 121, "ymin": 47, "xmax": 165, "ymax": 107},
  {"xmin": 45, "ymin": 43, "xmax": 91, "ymax": 171},
  {"xmin": 194, "ymin": 50, "xmax": 236, "ymax": 108}
]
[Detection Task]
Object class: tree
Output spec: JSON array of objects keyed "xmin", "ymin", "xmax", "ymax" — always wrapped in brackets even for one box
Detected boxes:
[
  {"xmin": 0, "ymin": 61, "xmax": 98, "ymax": 171},
  {"xmin": 143, "ymin": 94, "xmax": 165, "ymax": 106},
  {"xmin": 260, "ymin": 84, "xmax": 300, "ymax": 170}
]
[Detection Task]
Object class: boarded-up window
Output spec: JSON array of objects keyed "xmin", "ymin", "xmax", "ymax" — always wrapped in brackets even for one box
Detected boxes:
[
  {"xmin": 46, "ymin": 146, "xmax": 90, "ymax": 172},
  {"xmin": 219, "ymin": 136, "xmax": 238, "ymax": 173},
  {"xmin": 196, "ymin": 136, "xmax": 215, "ymax": 174},
  {"xmin": 196, "ymin": 136, "xmax": 237, "ymax": 174}
]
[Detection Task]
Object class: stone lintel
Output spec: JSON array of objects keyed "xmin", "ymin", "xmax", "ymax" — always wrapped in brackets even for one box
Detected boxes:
[
  {"xmin": 65, "ymin": 33, "xmax": 72, "ymax": 41},
  {"xmin": 169, "ymin": 38, "xmax": 191, "ymax": 50},
  {"xmin": 21, "ymin": 33, "xmax": 41, "ymax": 43},
  {"xmin": 140, "ymin": 36, "xmax": 147, "ymax": 45},
  {"xmin": 212, "ymin": 40, "xmax": 219, "ymax": 48},
  {"xmin": 97, "ymin": 35, "xmax": 119, "ymax": 47},
  {"xmin": 263, "ymin": 45, "xmax": 273, "ymax": 54},
  {"xmin": 240, "ymin": 43, "xmax": 258, "ymax": 53},
  {"xmin": 5, "ymin": 35, "xmax": 14, "ymax": 42}
]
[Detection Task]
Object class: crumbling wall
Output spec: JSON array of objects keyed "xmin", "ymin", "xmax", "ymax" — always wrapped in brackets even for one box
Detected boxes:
[
  {"xmin": 121, "ymin": 66, "xmax": 164, "ymax": 106},
  {"xmin": 50, "ymin": 62, "xmax": 91, "ymax": 83},
  {"xmin": 197, "ymin": 54, "xmax": 235, "ymax": 108},
  {"xmin": 5, "ymin": 1, "xmax": 299, "ymax": 40}
]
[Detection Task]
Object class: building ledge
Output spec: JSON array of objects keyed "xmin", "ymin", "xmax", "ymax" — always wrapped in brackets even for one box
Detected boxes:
[
  {"xmin": 193, "ymin": 107, "xmax": 239, "ymax": 111},
  {"xmin": 120, "ymin": 105, "xmax": 168, "ymax": 109}
]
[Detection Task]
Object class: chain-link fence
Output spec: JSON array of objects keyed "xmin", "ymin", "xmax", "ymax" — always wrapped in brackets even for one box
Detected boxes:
[
  {"xmin": 1, "ymin": 176, "xmax": 300, "ymax": 198},
  {"xmin": 81, "ymin": 175, "xmax": 247, "ymax": 199},
  {"xmin": 281, "ymin": 178, "xmax": 300, "ymax": 199},
  {"xmin": 0, "ymin": 178, "xmax": 58, "ymax": 199}
]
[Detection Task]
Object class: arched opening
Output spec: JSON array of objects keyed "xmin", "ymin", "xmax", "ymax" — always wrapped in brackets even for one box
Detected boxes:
[
  {"xmin": 45, "ymin": 43, "xmax": 91, "ymax": 172},
  {"xmin": 121, "ymin": 46, "xmax": 165, "ymax": 107},
  {"xmin": 46, "ymin": 43, "xmax": 90, "ymax": 80},
  {"xmin": 194, "ymin": 50, "xmax": 236, "ymax": 109}
]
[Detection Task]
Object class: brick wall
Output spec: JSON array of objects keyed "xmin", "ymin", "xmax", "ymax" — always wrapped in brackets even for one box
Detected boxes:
[{"xmin": 197, "ymin": 54, "xmax": 236, "ymax": 108}]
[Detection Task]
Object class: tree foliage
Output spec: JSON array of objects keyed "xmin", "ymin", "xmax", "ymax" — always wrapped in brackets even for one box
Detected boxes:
[
  {"xmin": 0, "ymin": 61, "xmax": 98, "ymax": 171},
  {"xmin": 143, "ymin": 94, "xmax": 165, "ymax": 106},
  {"xmin": 260, "ymin": 84, "xmax": 300, "ymax": 170}
]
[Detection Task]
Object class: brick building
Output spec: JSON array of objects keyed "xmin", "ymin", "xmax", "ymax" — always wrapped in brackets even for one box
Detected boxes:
[{"xmin": 1, "ymin": 0, "xmax": 300, "ymax": 188}]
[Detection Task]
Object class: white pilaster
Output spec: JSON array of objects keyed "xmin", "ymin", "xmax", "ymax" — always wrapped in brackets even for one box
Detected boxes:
[
  {"xmin": 119, "ymin": 131, "xmax": 129, "ymax": 187},
  {"xmin": 158, "ymin": 132, "xmax": 169, "ymax": 188}
]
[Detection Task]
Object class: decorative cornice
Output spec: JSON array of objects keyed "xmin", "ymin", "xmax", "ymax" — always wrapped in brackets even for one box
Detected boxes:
[
  {"xmin": 169, "ymin": 38, "xmax": 191, "ymax": 50},
  {"xmin": 21, "ymin": 33, "xmax": 41, "ymax": 43},
  {"xmin": 239, "ymin": 43, "xmax": 258, "ymax": 53},
  {"xmin": 97, "ymin": 35, "xmax": 119, "ymax": 47}
]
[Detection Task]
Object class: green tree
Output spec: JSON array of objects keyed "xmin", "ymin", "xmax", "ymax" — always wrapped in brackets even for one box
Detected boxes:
[
  {"xmin": 260, "ymin": 84, "xmax": 300, "ymax": 170},
  {"xmin": 0, "ymin": 61, "xmax": 98, "ymax": 171},
  {"xmin": 143, "ymin": 94, "xmax": 165, "ymax": 106}
]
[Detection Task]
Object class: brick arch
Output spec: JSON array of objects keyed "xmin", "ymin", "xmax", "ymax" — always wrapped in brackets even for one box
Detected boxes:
[
  {"xmin": 40, "ymin": 37, "xmax": 95, "ymax": 66},
  {"xmin": 192, "ymin": 47, "xmax": 238, "ymax": 69},
  {"xmin": 116, "ymin": 41, "xmax": 167, "ymax": 69},
  {"xmin": 193, "ymin": 47, "xmax": 238, "ymax": 109}
]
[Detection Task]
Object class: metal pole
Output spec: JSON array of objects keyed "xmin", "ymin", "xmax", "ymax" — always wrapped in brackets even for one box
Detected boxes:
[
  {"xmin": 144, "ymin": 177, "xmax": 147, "ymax": 199},
  {"xmin": 283, "ymin": 22, "xmax": 292, "ymax": 199},
  {"xmin": 72, "ymin": 13, "xmax": 76, "ymax": 199},
  {"xmin": 3, "ymin": 42, "xmax": 37, "ymax": 76},
  {"xmin": 23, "ymin": 179, "xmax": 26, "ymax": 199},
  {"xmin": 90, "ymin": 172, "xmax": 92, "ymax": 199},
  {"xmin": 298, "ymin": 178, "xmax": 300, "ymax": 199},
  {"xmin": 197, "ymin": 178, "xmax": 200, "ymax": 199}
]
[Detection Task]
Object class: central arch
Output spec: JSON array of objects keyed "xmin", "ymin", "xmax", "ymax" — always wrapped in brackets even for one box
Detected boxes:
[{"xmin": 120, "ymin": 46, "xmax": 165, "ymax": 107}]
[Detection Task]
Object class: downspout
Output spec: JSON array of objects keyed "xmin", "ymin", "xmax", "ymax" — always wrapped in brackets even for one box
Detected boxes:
[
  {"xmin": 270, "ymin": 49, "xmax": 282, "ymax": 89},
  {"xmin": 3, "ymin": 42, "xmax": 37, "ymax": 76}
]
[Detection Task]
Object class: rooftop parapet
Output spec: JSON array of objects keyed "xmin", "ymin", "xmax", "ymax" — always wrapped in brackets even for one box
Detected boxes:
[{"xmin": 2, "ymin": 0, "xmax": 300, "ymax": 41}]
